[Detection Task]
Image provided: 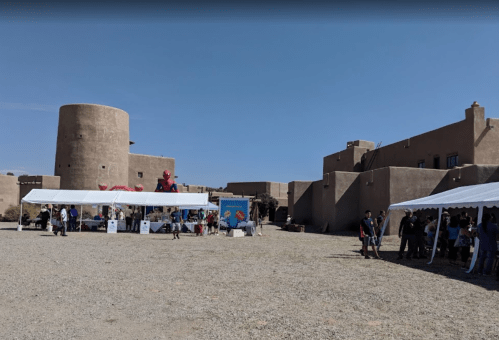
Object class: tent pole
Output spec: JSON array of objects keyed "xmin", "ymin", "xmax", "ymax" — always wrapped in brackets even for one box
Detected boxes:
[
  {"xmin": 19, "ymin": 202, "xmax": 23, "ymax": 228},
  {"xmin": 428, "ymin": 207, "xmax": 443, "ymax": 265},
  {"xmin": 79, "ymin": 205, "xmax": 82, "ymax": 232},
  {"xmin": 377, "ymin": 210, "xmax": 391, "ymax": 251},
  {"xmin": 466, "ymin": 205, "xmax": 483, "ymax": 274}
]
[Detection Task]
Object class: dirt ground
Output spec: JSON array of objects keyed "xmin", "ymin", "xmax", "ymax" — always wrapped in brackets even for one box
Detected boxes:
[{"xmin": 1, "ymin": 222, "xmax": 498, "ymax": 340}]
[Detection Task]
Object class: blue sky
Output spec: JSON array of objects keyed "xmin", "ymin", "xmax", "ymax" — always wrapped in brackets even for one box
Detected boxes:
[{"xmin": 1, "ymin": 2, "xmax": 499, "ymax": 188}]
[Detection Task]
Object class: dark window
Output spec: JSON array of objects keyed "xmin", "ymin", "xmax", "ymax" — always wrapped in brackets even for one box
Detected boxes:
[
  {"xmin": 447, "ymin": 155, "xmax": 459, "ymax": 169},
  {"xmin": 79, "ymin": 135, "xmax": 82, "ymax": 138},
  {"xmin": 59, "ymin": 164, "xmax": 61, "ymax": 168},
  {"xmin": 138, "ymin": 172, "xmax": 143, "ymax": 178},
  {"xmin": 418, "ymin": 161, "xmax": 425, "ymax": 168},
  {"xmin": 68, "ymin": 164, "xmax": 70, "ymax": 167},
  {"xmin": 433, "ymin": 157, "xmax": 440, "ymax": 169},
  {"xmin": 102, "ymin": 165, "xmax": 105, "ymax": 169}
]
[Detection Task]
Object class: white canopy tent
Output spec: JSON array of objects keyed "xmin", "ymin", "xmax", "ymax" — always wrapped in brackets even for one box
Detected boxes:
[
  {"xmin": 20, "ymin": 189, "xmax": 209, "ymax": 232},
  {"xmin": 178, "ymin": 202, "xmax": 219, "ymax": 211},
  {"xmin": 378, "ymin": 182, "xmax": 499, "ymax": 273}
]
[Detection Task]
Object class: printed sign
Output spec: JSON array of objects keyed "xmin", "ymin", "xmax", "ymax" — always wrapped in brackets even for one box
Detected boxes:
[
  {"xmin": 140, "ymin": 220, "xmax": 150, "ymax": 234},
  {"xmin": 219, "ymin": 198, "xmax": 250, "ymax": 228},
  {"xmin": 107, "ymin": 220, "xmax": 117, "ymax": 233}
]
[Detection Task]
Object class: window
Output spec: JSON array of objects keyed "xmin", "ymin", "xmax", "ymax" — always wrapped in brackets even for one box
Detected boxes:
[
  {"xmin": 433, "ymin": 157, "xmax": 440, "ymax": 169},
  {"xmin": 418, "ymin": 161, "xmax": 425, "ymax": 168},
  {"xmin": 68, "ymin": 164, "xmax": 70, "ymax": 167},
  {"xmin": 138, "ymin": 172, "xmax": 143, "ymax": 178},
  {"xmin": 447, "ymin": 155, "xmax": 459, "ymax": 169},
  {"xmin": 102, "ymin": 165, "xmax": 105, "ymax": 169}
]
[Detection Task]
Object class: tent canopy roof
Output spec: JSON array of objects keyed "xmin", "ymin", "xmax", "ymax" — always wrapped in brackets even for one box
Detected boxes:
[
  {"xmin": 178, "ymin": 202, "xmax": 219, "ymax": 211},
  {"xmin": 389, "ymin": 182, "xmax": 499, "ymax": 211},
  {"xmin": 21, "ymin": 189, "xmax": 208, "ymax": 207}
]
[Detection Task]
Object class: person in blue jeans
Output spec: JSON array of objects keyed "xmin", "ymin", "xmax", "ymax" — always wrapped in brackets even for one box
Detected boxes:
[
  {"xmin": 447, "ymin": 216, "xmax": 461, "ymax": 264},
  {"xmin": 476, "ymin": 213, "xmax": 498, "ymax": 276}
]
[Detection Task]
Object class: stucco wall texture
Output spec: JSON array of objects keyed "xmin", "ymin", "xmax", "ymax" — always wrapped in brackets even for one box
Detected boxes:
[
  {"xmin": 289, "ymin": 102, "xmax": 499, "ymax": 234},
  {"xmin": 128, "ymin": 153, "xmax": 175, "ymax": 192},
  {"xmin": 54, "ymin": 104, "xmax": 130, "ymax": 191},
  {"xmin": 0, "ymin": 174, "xmax": 19, "ymax": 218},
  {"xmin": 54, "ymin": 104, "xmax": 175, "ymax": 192},
  {"xmin": 226, "ymin": 182, "xmax": 288, "ymax": 199}
]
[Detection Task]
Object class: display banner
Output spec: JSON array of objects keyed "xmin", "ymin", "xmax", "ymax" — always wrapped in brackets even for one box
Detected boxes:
[
  {"xmin": 219, "ymin": 198, "xmax": 250, "ymax": 228},
  {"xmin": 140, "ymin": 220, "xmax": 150, "ymax": 234},
  {"xmin": 107, "ymin": 220, "xmax": 117, "ymax": 233}
]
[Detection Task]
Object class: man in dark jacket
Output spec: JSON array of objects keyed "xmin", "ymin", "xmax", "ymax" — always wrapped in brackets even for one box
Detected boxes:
[
  {"xmin": 398, "ymin": 209, "xmax": 417, "ymax": 260},
  {"xmin": 413, "ymin": 211, "xmax": 427, "ymax": 259}
]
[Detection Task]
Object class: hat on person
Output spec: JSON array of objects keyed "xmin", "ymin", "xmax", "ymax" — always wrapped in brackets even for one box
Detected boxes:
[
  {"xmin": 404, "ymin": 208, "xmax": 413, "ymax": 214},
  {"xmin": 442, "ymin": 211, "xmax": 450, "ymax": 216},
  {"xmin": 41, "ymin": 207, "xmax": 47, "ymax": 212}
]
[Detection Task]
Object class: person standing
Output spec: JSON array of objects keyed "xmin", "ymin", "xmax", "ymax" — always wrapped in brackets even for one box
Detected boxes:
[
  {"xmin": 171, "ymin": 207, "xmax": 182, "ymax": 240},
  {"xmin": 69, "ymin": 205, "xmax": 78, "ymax": 232},
  {"xmin": 456, "ymin": 216, "xmax": 472, "ymax": 268},
  {"xmin": 476, "ymin": 213, "xmax": 499, "ymax": 276},
  {"xmin": 438, "ymin": 211, "xmax": 451, "ymax": 257},
  {"xmin": 397, "ymin": 209, "xmax": 417, "ymax": 260},
  {"xmin": 54, "ymin": 205, "xmax": 68, "ymax": 236},
  {"xmin": 446, "ymin": 216, "xmax": 461, "ymax": 264},
  {"xmin": 125, "ymin": 208, "xmax": 133, "ymax": 232},
  {"xmin": 40, "ymin": 206, "xmax": 50, "ymax": 230},
  {"xmin": 376, "ymin": 210, "xmax": 386, "ymax": 237},
  {"xmin": 207, "ymin": 211, "xmax": 214, "ymax": 235},
  {"xmin": 413, "ymin": 211, "xmax": 427, "ymax": 259},
  {"xmin": 360, "ymin": 210, "xmax": 382, "ymax": 259},
  {"xmin": 133, "ymin": 208, "xmax": 142, "ymax": 233}
]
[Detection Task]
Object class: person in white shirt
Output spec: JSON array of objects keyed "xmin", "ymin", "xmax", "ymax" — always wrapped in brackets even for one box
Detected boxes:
[{"xmin": 54, "ymin": 205, "xmax": 68, "ymax": 236}]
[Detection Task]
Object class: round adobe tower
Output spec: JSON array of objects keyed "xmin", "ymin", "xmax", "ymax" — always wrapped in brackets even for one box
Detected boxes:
[{"xmin": 54, "ymin": 104, "xmax": 130, "ymax": 190}]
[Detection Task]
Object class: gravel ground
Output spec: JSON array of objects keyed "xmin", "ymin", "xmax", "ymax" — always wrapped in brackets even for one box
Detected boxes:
[{"xmin": 1, "ymin": 222, "xmax": 498, "ymax": 340}]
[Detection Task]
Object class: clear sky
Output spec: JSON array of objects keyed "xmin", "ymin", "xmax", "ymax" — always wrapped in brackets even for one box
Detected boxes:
[{"xmin": 1, "ymin": 1, "xmax": 499, "ymax": 188}]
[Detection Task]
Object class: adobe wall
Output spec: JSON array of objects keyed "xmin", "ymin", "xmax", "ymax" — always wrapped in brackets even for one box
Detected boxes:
[
  {"xmin": 320, "ymin": 171, "xmax": 360, "ymax": 232},
  {"xmin": 386, "ymin": 167, "xmax": 449, "ymax": 235},
  {"xmin": 363, "ymin": 113, "xmax": 475, "ymax": 171},
  {"xmin": 226, "ymin": 182, "xmax": 270, "ymax": 197},
  {"xmin": 358, "ymin": 168, "xmax": 391, "ymax": 229},
  {"xmin": 472, "ymin": 104, "xmax": 499, "ymax": 165},
  {"xmin": 54, "ymin": 104, "xmax": 130, "ymax": 191},
  {"xmin": 19, "ymin": 175, "xmax": 60, "ymax": 202},
  {"xmin": 323, "ymin": 143, "xmax": 373, "ymax": 173},
  {"xmin": 0, "ymin": 174, "xmax": 19, "ymax": 218},
  {"xmin": 331, "ymin": 172, "xmax": 360, "ymax": 232},
  {"xmin": 311, "ymin": 180, "xmax": 323, "ymax": 226},
  {"xmin": 128, "ymin": 153, "xmax": 175, "ymax": 192},
  {"xmin": 269, "ymin": 182, "xmax": 288, "ymax": 198},
  {"xmin": 288, "ymin": 181, "xmax": 313, "ymax": 224}
]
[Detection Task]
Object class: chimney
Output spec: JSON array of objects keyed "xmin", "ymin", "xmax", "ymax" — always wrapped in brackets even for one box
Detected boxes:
[{"xmin": 465, "ymin": 101, "xmax": 485, "ymax": 121}]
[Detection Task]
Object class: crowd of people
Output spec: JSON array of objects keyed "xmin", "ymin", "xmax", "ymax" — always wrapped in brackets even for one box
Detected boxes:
[
  {"xmin": 32, "ymin": 204, "xmax": 221, "ymax": 238},
  {"xmin": 362, "ymin": 208, "xmax": 499, "ymax": 278}
]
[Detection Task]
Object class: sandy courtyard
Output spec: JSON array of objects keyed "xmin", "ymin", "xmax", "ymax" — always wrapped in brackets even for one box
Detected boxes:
[{"xmin": 1, "ymin": 222, "xmax": 498, "ymax": 339}]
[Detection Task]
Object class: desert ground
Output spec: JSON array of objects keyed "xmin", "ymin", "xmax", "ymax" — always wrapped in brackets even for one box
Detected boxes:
[{"xmin": 0, "ymin": 222, "xmax": 498, "ymax": 340}]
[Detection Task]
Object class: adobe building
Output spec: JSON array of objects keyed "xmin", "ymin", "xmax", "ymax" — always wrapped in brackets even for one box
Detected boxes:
[
  {"xmin": 0, "ymin": 104, "xmax": 176, "ymax": 218},
  {"xmin": 288, "ymin": 102, "xmax": 499, "ymax": 234},
  {"xmin": 19, "ymin": 175, "xmax": 61, "ymax": 201},
  {"xmin": 54, "ymin": 104, "xmax": 175, "ymax": 192}
]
